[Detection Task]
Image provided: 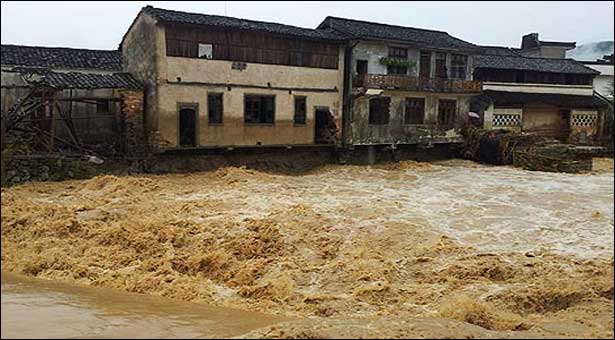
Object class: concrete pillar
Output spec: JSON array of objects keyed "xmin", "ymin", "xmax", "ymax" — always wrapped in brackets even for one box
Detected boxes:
[
  {"xmin": 484, "ymin": 103, "xmax": 494, "ymax": 129},
  {"xmin": 367, "ymin": 145, "xmax": 376, "ymax": 165}
]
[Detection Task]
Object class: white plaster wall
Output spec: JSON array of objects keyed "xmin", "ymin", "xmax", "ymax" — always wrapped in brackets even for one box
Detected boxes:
[{"xmin": 483, "ymin": 82, "xmax": 594, "ymax": 96}]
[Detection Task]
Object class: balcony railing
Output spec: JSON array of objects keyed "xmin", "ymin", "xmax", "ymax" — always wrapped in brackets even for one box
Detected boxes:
[{"xmin": 354, "ymin": 74, "xmax": 482, "ymax": 94}]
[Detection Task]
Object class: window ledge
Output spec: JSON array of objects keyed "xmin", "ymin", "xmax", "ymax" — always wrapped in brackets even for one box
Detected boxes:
[{"xmin": 244, "ymin": 123, "xmax": 275, "ymax": 127}]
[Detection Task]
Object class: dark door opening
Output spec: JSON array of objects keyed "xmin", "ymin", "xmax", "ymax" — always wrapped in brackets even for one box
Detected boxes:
[
  {"xmin": 179, "ymin": 108, "xmax": 197, "ymax": 147},
  {"xmin": 356, "ymin": 60, "xmax": 368, "ymax": 86},
  {"xmin": 315, "ymin": 108, "xmax": 335, "ymax": 144}
]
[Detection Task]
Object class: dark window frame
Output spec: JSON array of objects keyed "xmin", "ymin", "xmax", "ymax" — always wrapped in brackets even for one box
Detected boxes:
[
  {"xmin": 388, "ymin": 46, "xmax": 409, "ymax": 59},
  {"xmin": 438, "ymin": 99, "xmax": 457, "ymax": 129},
  {"xmin": 450, "ymin": 54, "xmax": 468, "ymax": 80},
  {"xmin": 294, "ymin": 96, "xmax": 307, "ymax": 125},
  {"xmin": 419, "ymin": 51, "xmax": 432, "ymax": 78},
  {"xmin": 96, "ymin": 99, "xmax": 110, "ymax": 114},
  {"xmin": 207, "ymin": 92, "xmax": 224, "ymax": 125},
  {"xmin": 369, "ymin": 97, "xmax": 391, "ymax": 125},
  {"xmin": 387, "ymin": 65, "xmax": 408, "ymax": 75},
  {"xmin": 244, "ymin": 95, "xmax": 276, "ymax": 125},
  {"xmin": 404, "ymin": 97, "xmax": 426, "ymax": 125}
]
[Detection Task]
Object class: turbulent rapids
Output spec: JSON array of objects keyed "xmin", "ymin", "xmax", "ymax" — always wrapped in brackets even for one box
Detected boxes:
[{"xmin": 1, "ymin": 158, "xmax": 613, "ymax": 338}]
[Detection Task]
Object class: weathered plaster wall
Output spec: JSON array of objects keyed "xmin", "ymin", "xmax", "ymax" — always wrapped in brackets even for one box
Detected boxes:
[
  {"xmin": 348, "ymin": 92, "xmax": 472, "ymax": 145},
  {"xmin": 482, "ymin": 82, "xmax": 593, "ymax": 96},
  {"xmin": 519, "ymin": 46, "xmax": 569, "ymax": 59},
  {"xmin": 521, "ymin": 103, "xmax": 563, "ymax": 136},
  {"xmin": 156, "ymin": 84, "xmax": 340, "ymax": 146},
  {"xmin": 152, "ymin": 29, "xmax": 344, "ymax": 148},
  {"xmin": 350, "ymin": 41, "xmax": 472, "ymax": 80},
  {"xmin": 121, "ymin": 12, "xmax": 161, "ymax": 139}
]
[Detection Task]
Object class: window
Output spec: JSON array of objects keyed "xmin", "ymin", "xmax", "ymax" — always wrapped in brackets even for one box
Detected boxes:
[
  {"xmin": 294, "ymin": 96, "xmax": 307, "ymax": 125},
  {"xmin": 369, "ymin": 97, "xmax": 390, "ymax": 125},
  {"xmin": 435, "ymin": 52, "xmax": 447, "ymax": 79},
  {"xmin": 450, "ymin": 54, "xmax": 467, "ymax": 79},
  {"xmin": 419, "ymin": 51, "xmax": 431, "ymax": 78},
  {"xmin": 208, "ymin": 93, "xmax": 223, "ymax": 125},
  {"xmin": 198, "ymin": 43, "xmax": 213, "ymax": 59},
  {"xmin": 96, "ymin": 99, "xmax": 110, "ymax": 114},
  {"xmin": 388, "ymin": 46, "xmax": 409, "ymax": 75},
  {"xmin": 387, "ymin": 65, "xmax": 408, "ymax": 75},
  {"xmin": 356, "ymin": 60, "xmax": 368, "ymax": 76},
  {"xmin": 244, "ymin": 95, "xmax": 275, "ymax": 124},
  {"xmin": 438, "ymin": 100, "xmax": 457, "ymax": 129},
  {"xmin": 389, "ymin": 46, "xmax": 408, "ymax": 59},
  {"xmin": 405, "ymin": 98, "xmax": 425, "ymax": 125}
]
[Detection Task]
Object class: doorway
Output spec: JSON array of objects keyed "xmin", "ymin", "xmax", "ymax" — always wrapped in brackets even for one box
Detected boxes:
[
  {"xmin": 179, "ymin": 105, "xmax": 197, "ymax": 147},
  {"xmin": 315, "ymin": 108, "xmax": 335, "ymax": 144},
  {"xmin": 356, "ymin": 60, "xmax": 368, "ymax": 86}
]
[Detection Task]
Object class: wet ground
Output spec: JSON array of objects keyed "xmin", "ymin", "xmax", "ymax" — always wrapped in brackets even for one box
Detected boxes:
[{"xmin": 1, "ymin": 158, "xmax": 613, "ymax": 338}]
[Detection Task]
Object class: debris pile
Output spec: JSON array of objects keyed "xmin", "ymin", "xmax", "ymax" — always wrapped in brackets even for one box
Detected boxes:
[{"xmin": 462, "ymin": 127, "xmax": 604, "ymax": 173}]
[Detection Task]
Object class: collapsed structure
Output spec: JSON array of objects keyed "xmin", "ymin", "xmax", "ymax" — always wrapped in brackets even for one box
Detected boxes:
[
  {"xmin": 1, "ymin": 45, "xmax": 145, "ymax": 155},
  {"xmin": 1, "ymin": 6, "xmax": 612, "ymax": 178}
]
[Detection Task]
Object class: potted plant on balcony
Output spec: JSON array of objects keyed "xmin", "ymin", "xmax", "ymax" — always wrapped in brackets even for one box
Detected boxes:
[{"xmin": 379, "ymin": 57, "xmax": 416, "ymax": 68}]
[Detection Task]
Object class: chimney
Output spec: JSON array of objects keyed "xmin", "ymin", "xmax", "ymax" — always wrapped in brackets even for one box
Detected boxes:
[{"xmin": 521, "ymin": 33, "xmax": 540, "ymax": 50}]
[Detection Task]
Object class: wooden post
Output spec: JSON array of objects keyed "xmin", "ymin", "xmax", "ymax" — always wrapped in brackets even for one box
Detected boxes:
[{"xmin": 48, "ymin": 94, "xmax": 55, "ymax": 152}]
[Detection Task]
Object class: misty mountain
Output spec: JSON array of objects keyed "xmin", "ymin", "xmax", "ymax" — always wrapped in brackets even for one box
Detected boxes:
[{"xmin": 567, "ymin": 41, "xmax": 614, "ymax": 61}]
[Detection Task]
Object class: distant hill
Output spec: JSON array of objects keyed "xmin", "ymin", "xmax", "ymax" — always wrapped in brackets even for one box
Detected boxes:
[{"xmin": 567, "ymin": 41, "xmax": 614, "ymax": 61}]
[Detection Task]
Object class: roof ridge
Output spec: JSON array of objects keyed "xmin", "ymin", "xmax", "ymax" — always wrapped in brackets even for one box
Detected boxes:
[
  {"xmin": 323, "ymin": 16, "xmax": 446, "ymax": 34},
  {"xmin": 1, "ymin": 43, "xmax": 120, "ymax": 53},
  {"xmin": 144, "ymin": 6, "xmax": 322, "ymax": 33}
]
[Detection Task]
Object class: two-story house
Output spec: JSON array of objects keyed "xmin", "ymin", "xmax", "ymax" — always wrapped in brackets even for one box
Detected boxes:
[
  {"xmin": 121, "ymin": 6, "xmax": 346, "ymax": 150},
  {"xmin": 316, "ymin": 17, "xmax": 482, "ymax": 147},
  {"xmin": 472, "ymin": 43, "xmax": 606, "ymax": 144}
]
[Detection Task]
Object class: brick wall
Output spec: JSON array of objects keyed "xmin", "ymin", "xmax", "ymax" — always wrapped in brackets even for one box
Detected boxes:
[{"xmin": 118, "ymin": 89, "xmax": 146, "ymax": 155}]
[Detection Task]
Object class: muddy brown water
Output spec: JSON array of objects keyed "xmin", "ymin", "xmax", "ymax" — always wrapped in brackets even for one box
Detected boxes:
[
  {"xmin": 1, "ymin": 158, "xmax": 613, "ymax": 338},
  {"xmin": 1, "ymin": 272, "xmax": 289, "ymax": 339}
]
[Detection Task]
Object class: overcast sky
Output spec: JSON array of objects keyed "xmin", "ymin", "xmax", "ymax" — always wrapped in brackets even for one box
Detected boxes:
[{"xmin": 1, "ymin": 1, "xmax": 613, "ymax": 50}]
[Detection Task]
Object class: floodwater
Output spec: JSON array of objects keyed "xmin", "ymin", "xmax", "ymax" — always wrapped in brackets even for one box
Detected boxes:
[
  {"xmin": 1, "ymin": 158, "xmax": 613, "ymax": 338},
  {"xmin": 1, "ymin": 272, "xmax": 288, "ymax": 339}
]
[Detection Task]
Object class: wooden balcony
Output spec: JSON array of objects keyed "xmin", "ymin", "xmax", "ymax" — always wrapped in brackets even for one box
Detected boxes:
[{"xmin": 355, "ymin": 74, "xmax": 483, "ymax": 94}]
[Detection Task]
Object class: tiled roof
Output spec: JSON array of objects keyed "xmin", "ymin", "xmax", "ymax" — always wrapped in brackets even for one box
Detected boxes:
[
  {"xmin": 142, "ymin": 6, "xmax": 344, "ymax": 42},
  {"xmin": 483, "ymin": 90, "xmax": 605, "ymax": 108},
  {"xmin": 473, "ymin": 54, "xmax": 599, "ymax": 75},
  {"xmin": 477, "ymin": 45, "xmax": 523, "ymax": 57},
  {"xmin": 317, "ymin": 16, "xmax": 478, "ymax": 51},
  {"xmin": 1, "ymin": 44, "xmax": 122, "ymax": 71},
  {"xmin": 8, "ymin": 67, "xmax": 142, "ymax": 89}
]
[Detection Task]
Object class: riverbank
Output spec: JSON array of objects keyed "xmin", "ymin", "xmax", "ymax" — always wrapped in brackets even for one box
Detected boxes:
[{"xmin": 2, "ymin": 159, "xmax": 613, "ymax": 338}]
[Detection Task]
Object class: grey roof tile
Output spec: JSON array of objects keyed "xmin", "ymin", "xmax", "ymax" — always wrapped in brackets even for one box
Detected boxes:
[
  {"xmin": 9, "ymin": 67, "xmax": 142, "ymax": 89},
  {"xmin": 143, "ymin": 6, "xmax": 344, "ymax": 42},
  {"xmin": 1, "ymin": 44, "xmax": 122, "ymax": 71},
  {"xmin": 317, "ymin": 16, "xmax": 477, "ymax": 51}
]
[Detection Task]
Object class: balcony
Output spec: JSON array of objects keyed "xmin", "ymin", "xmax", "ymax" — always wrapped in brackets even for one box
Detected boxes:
[{"xmin": 354, "ymin": 74, "xmax": 483, "ymax": 94}]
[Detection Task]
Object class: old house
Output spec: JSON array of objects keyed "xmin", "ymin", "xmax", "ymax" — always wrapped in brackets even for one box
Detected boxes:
[
  {"xmin": 517, "ymin": 33, "xmax": 576, "ymax": 59},
  {"xmin": 1, "ymin": 45, "xmax": 144, "ymax": 153},
  {"xmin": 580, "ymin": 53, "xmax": 614, "ymax": 99},
  {"xmin": 120, "ymin": 6, "xmax": 345, "ymax": 150},
  {"xmin": 316, "ymin": 17, "xmax": 482, "ymax": 147},
  {"xmin": 473, "ymin": 44, "xmax": 607, "ymax": 145}
]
